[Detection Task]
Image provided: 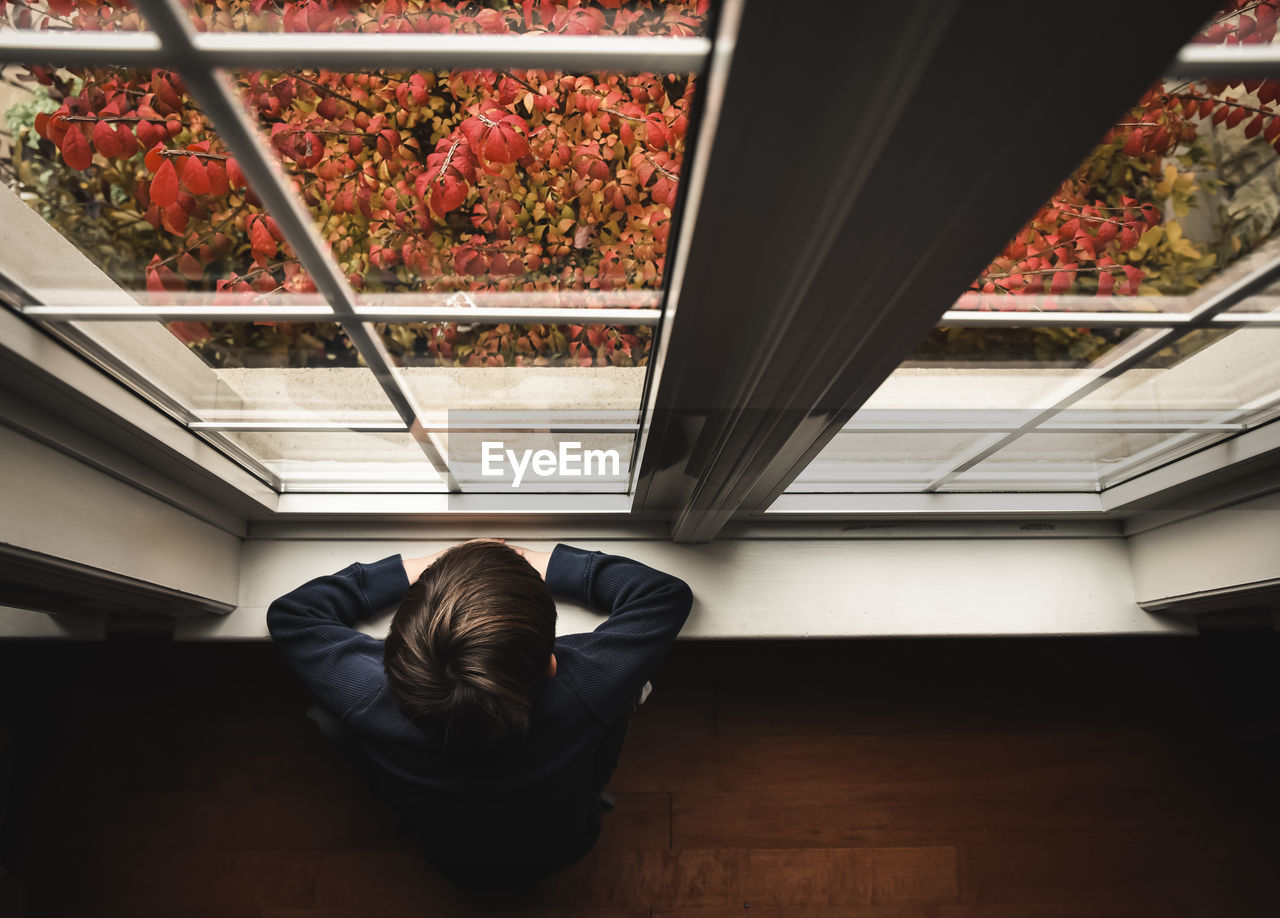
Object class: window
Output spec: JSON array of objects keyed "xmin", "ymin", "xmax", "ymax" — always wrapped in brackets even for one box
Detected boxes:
[
  {"xmin": 784, "ymin": 3, "xmax": 1280, "ymax": 501},
  {"xmin": 2, "ymin": 0, "xmax": 1274, "ymax": 538},
  {"xmin": 0, "ymin": 0, "xmax": 709, "ymax": 494}
]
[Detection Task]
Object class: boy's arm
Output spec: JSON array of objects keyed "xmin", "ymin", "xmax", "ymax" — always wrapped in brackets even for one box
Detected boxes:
[
  {"xmin": 266, "ymin": 555, "xmax": 410, "ymax": 719},
  {"xmin": 541, "ymin": 544, "xmax": 693, "ymax": 724}
]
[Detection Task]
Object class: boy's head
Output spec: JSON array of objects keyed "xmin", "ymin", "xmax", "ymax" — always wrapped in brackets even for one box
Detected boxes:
[{"xmin": 383, "ymin": 540, "xmax": 556, "ymax": 744}]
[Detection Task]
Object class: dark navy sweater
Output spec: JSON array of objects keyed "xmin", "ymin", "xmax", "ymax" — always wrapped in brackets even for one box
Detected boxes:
[{"xmin": 266, "ymin": 544, "xmax": 693, "ymax": 867}]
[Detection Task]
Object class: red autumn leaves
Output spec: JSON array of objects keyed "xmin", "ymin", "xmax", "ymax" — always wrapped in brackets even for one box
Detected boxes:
[
  {"xmin": 978, "ymin": 189, "xmax": 1161, "ymax": 303},
  {"xmin": 631, "ymin": 151, "xmax": 680, "ymax": 207},
  {"xmin": 419, "ymin": 136, "xmax": 478, "ymax": 219},
  {"xmin": 248, "ymin": 214, "xmax": 285, "ymax": 265},
  {"xmin": 971, "ymin": 0, "xmax": 1280, "ymax": 306},
  {"xmin": 24, "ymin": 0, "xmax": 706, "ymax": 370},
  {"xmin": 413, "ymin": 103, "xmax": 534, "ymax": 218},
  {"xmin": 140, "ymin": 142, "xmax": 245, "ymax": 236},
  {"xmin": 1194, "ymin": 0, "xmax": 1279, "ymax": 45},
  {"xmin": 146, "ymin": 144, "xmax": 231, "ymax": 206},
  {"xmin": 36, "ymin": 61, "xmax": 685, "ymax": 297},
  {"xmin": 1166, "ymin": 81, "xmax": 1280, "ymax": 157},
  {"xmin": 32, "ymin": 67, "xmax": 253, "ymax": 240},
  {"xmin": 56, "ymin": 119, "xmax": 92, "ymax": 170},
  {"xmin": 460, "ymin": 103, "xmax": 530, "ymax": 169}
]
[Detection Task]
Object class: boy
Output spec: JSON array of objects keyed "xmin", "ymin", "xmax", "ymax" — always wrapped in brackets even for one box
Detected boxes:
[{"xmin": 266, "ymin": 539, "xmax": 693, "ymax": 891}]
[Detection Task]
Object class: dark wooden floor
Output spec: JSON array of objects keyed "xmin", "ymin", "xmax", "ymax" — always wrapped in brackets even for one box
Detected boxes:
[{"xmin": 2, "ymin": 632, "xmax": 1279, "ymax": 917}]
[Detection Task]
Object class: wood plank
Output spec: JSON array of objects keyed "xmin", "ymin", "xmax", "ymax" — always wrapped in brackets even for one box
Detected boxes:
[
  {"xmin": 628, "ymin": 643, "xmax": 718, "ymax": 737},
  {"xmin": 7, "ymin": 637, "xmax": 1280, "ymax": 916},
  {"xmin": 312, "ymin": 850, "xmax": 502, "ymax": 912},
  {"xmin": 33, "ymin": 789, "xmax": 664, "ymax": 857},
  {"xmin": 264, "ymin": 911, "xmax": 649, "ymax": 918},
  {"xmin": 528, "ymin": 847, "xmax": 958, "ymax": 910},
  {"xmin": 34, "ymin": 790, "xmax": 404, "ymax": 852},
  {"xmin": 0, "ymin": 874, "xmax": 23, "ymax": 918},
  {"xmin": 46, "ymin": 719, "xmax": 355, "ymax": 797},
  {"xmin": 652, "ymin": 908, "xmax": 1152, "ymax": 918},
  {"xmin": 403, "ymin": 912, "xmax": 647, "ymax": 918},
  {"xmin": 629, "ymin": 680, "xmax": 717, "ymax": 737},
  {"xmin": 61, "ymin": 908, "xmax": 260, "ymax": 918},
  {"xmin": 594, "ymin": 792, "xmax": 671, "ymax": 853},
  {"xmin": 710, "ymin": 639, "xmax": 1205, "ymax": 736},
  {"xmin": 958, "ymin": 842, "xmax": 1280, "ymax": 912},
  {"xmin": 28, "ymin": 851, "xmax": 319, "ymax": 914},
  {"xmin": 317, "ymin": 847, "xmax": 954, "ymax": 911},
  {"xmin": 611, "ymin": 730, "xmax": 1201, "ymax": 795},
  {"xmin": 670, "ymin": 781, "xmax": 1237, "ymax": 849}
]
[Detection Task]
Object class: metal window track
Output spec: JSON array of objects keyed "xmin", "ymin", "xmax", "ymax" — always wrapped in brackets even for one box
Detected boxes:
[
  {"xmin": 1169, "ymin": 44, "xmax": 1280, "ymax": 79},
  {"xmin": 923, "ymin": 244, "xmax": 1280, "ymax": 492},
  {"xmin": 0, "ymin": 27, "xmax": 710, "ymax": 73}
]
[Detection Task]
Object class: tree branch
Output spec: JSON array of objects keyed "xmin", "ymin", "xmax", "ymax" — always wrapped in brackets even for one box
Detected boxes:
[
  {"xmin": 640, "ymin": 153, "xmax": 677, "ymax": 181},
  {"xmin": 1207, "ymin": 0, "xmax": 1275, "ymax": 28},
  {"xmin": 158, "ymin": 148, "xmax": 229, "ymax": 161},
  {"xmin": 501, "ymin": 71, "xmax": 541, "ymax": 95},
  {"xmin": 149, "ymin": 207, "xmax": 249, "ymax": 269},
  {"xmin": 602, "ymin": 107, "xmax": 644, "ymax": 123},
  {"xmin": 63, "ymin": 115, "xmax": 164, "ymax": 124},
  {"xmin": 1170, "ymin": 92, "xmax": 1277, "ymax": 119},
  {"xmin": 981, "ymin": 265, "xmax": 1125, "ymax": 280},
  {"xmin": 281, "ymin": 70, "xmax": 376, "ymax": 118}
]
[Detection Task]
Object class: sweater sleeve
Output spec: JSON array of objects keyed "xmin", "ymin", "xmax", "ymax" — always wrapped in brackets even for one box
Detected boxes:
[
  {"xmin": 547, "ymin": 544, "xmax": 693, "ymax": 724},
  {"xmin": 266, "ymin": 555, "xmax": 410, "ymax": 719}
]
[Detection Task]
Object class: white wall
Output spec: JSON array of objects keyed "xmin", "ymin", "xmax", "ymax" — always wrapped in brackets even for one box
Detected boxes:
[
  {"xmin": 0, "ymin": 425, "xmax": 241, "ymax": 608},
  {"xmin": 0, "ymin": 606, "xmax": 106, "ymax": 639},
  {"xmin": 1128, "ymin": 489, "xmax": 1280, "ymax": 606}
]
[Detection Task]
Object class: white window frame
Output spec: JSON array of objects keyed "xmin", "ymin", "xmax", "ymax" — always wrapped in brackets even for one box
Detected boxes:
[
  {"xmin": 2, "ymin": 0, "xmax": 713, "ymax": 497},
  {"xmin": 1, "ymin": 0, "xmax": 1277, "ymax": 535}
]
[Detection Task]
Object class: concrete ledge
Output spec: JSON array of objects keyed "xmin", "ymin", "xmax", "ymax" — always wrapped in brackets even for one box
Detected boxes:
[{"xmin": 173, "ymin": 532, "xmax": 1191, "ymax": 640}]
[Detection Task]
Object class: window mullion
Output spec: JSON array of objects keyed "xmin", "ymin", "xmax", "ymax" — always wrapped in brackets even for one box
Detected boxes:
[
  {"xmin": 133, "ymin": 0, "xmax": 460, "ymax": 490},
  {"xmin": 923, "ymin": 246, "xmax": 1280, "ymax": 492},
  {"xmin": 1169, "ymin": 43, "xmax": 1280, "ymax": 80},
  {"xmin": 23, "ymin": 304, "xmax": 661, "ymax": 326},
  {"xmin": 0, "ymin": 27, "xmax": 709, "ymax": 73}
]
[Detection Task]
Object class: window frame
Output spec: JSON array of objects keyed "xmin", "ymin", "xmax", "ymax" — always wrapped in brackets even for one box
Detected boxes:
[{"xmin": 2, "ymin": 0, "xmax": 1277, "ymax": 539}]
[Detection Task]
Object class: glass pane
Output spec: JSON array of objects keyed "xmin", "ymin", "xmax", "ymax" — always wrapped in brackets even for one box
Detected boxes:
[
  {"xmin": 171, "ymin": 321, "xmax": 404, "ymax": 424},
  {"xmin": 861, "ymin": 326, "xmax": 1142, "ymax": 412},
  {"xmin": 781, "ymin": 3, "xmax": 1280, "ymax": 498},
  {"xmin": 382, "ymin": 321, "xmax": 652, "ymax": 368},
  {"xmin": 444, "ymin": 429, "xmax": 633, "ymax": 492},
  {"xmin": 787, "ymin": 323, "xmax": 1280, "ymax": 495},
  {"xmin": 1, "ymin": 62, "xmax": 296, "ymax": 298},
  {"xmin": 227, "ymin": 431, "xmax": 445, "ymax": 492},
  {"xmin": 905, "ymin": 326, "xmax": 1135, "ymax": 368},
  {"xmin": 231, "ymin": 66, "xmax": 693, "ymax": 298},
  {"xmin": 1, "ymin": 1, "xmax": 146, "ymax": 30},
  {"xmin": 1075, "ymin": 326, "xmax": 1280, "ymax": 420},
  {"xmin": 963, "ymin": 43, "xmax": 1280, "ymax": 312},
  {"xmin": 394, "ymin": 362, "xmax": 644, "ymax": 425},
  {"xmin": 1190, "ymin": 2, "xmax": 1280, "ymax": 45},
  {"xmin": 182, "ymin": 1, "xmax": 709, "ymax": 36},
  {"xmin": 37, "ymin": 319, "xmax": 401, "ymax": 425},
  {"xmin": 788, "ymin": 432, "xmax": 998, "ymax": 492},
  {"xmin": 940, "ymin": 431, "xmax": 1184, "ymax": 492},
  {"xmin": 1227, "ymin": 277, "xmax": 1280, "ymax": 312},
  {"xmin": 176, "ymin": 320, "xmax": 352, "ymax": 369}
]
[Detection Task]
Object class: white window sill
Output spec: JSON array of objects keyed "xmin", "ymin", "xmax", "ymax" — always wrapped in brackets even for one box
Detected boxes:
[{"xmin": 172, "ymin": 529, "xmax": 1191, "ymax": 640}]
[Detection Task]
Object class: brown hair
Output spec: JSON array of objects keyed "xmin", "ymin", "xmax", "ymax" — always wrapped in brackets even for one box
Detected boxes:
[{"xmin": 383, "ymin": 540, "xmax": 556, "ymax": 745}]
